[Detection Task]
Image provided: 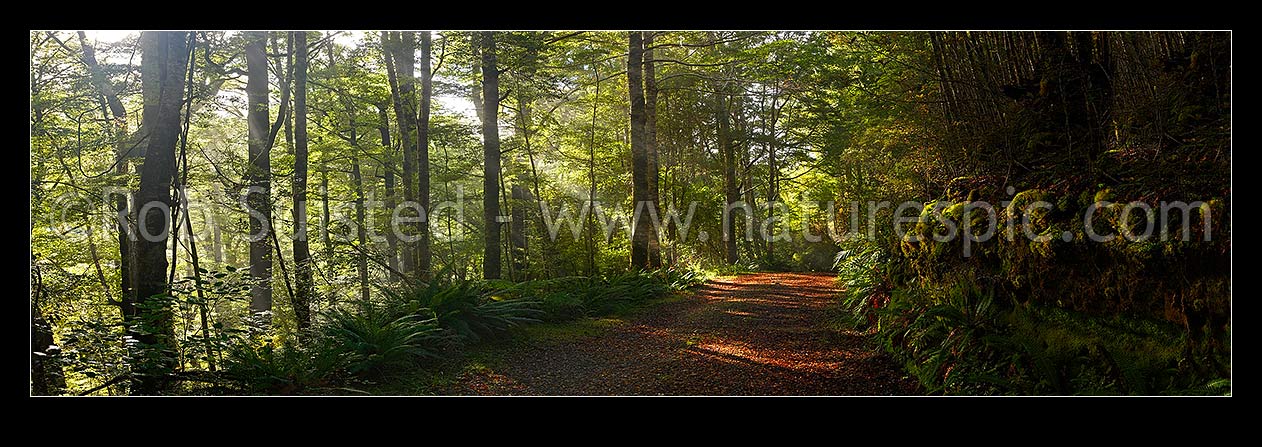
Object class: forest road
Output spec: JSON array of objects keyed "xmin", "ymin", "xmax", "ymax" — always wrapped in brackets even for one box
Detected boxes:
[{"xmin": 447, "ymin": 272, "xmax": 920, "ymax": 395}]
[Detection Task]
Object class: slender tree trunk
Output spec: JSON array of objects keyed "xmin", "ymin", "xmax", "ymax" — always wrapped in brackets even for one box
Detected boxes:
[
  {"xmin": 321, "ymin": 170, "xmax": 333, "ymax": 265},
  {"xmin": 717, "ymin": 86, "xmax": 738, "ymax": 265},
  {"xmin": 440, "ymin": 141, "xmax": 460, "ymax": 280},
  {"xmin": 514, "ymin": 92, "xmax": 554, "ymax": 277},
  {"xmin": 290, "ymin": 31, "xmax": 313, "ymax": 338},
  {"xmin": 77, "ymin": 31, "xmax": 134, "ymax": 316},
  {"xmin": 735, "ymin": 93, "xmax": 756, "ymax": 260},
  {"xmin": 661, "ymin": 90, "xmax": 678, "ymax": 265},
  {"xmin": 628, "ymin": 32, "xmax": 651, "ymax": 270},
  {"xmin": 78, "ymin": 44, "xmax": 119, "ymax": 299},
  {"xmin": 417, "ymin": 31, "xmax": 433, "ymax": 280},
  {"xmin": 115, "ymin": 172, "xmax": 132, "ymax": 312},
  {"xmin": 129, "ymin": 31, "xmax": 189, "ymax": 394},
  {"xmin": 351, "ymin": 137, "xmax": 371, "ymax": 304},
  {"xmin": 77, "ymin": 31, "xmax": 127, "ymax": 127},
  {"xmin": 510, "ymin": 184, "xmax": 528, "ymax": 279},
  {"xmin": 220, "ymin": 183, "xmax": 238, "ymax": 267},
  {"xmin": 210, "ymin": 204, "xmax": 223, "ymax": 265},
  {"xmin": 587, "ymin": 67, "xmax": 599, "ymax": 276},
  {"xmin": 282, "ymin": 35, "xmax": 293, "ymax": 157},
  {"xmin": 376, "ymin": 103, "xmax": 401, "ymax": 279},
  {"xmin": 643, "ymin": 31, "xmax": 662, "ymax": 269},
  {"xmin": 480, "ymin": 32, "xmax": 502, "ymax": 280},
  {"xmin": 382, "ymin": 32, "xmax": 417, "ymax": 275},
  {"xmin": 766, "ymin": 95, "xmax": 780, "ymax": 262},
  {"xmin": 180, "ymin": 190, "xmax": 216, "ymax": 371},
  {"xmin": 245, "ymin": 31, "xmax": 273, "ymax": 323}
]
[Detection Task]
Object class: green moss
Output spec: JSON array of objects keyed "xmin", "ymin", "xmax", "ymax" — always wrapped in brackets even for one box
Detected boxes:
[
  {"xmin": 1094, "ymin": 187, "xmax": 1115, "ymax": 203},
  {"xmin": 1007, "ymin": 189, "xmax": 1054, "ymax": 231},
  {"xmin": 1007, "ymin": 189, "xmax": 1051, "ymax": 216},
  {"xmin": 942, "ymin": 201, "xmax": 967, "ymax": 221},
  {"xmin": 1028, "ymin": 224, "xmax": 1072, "ymax": 259}
]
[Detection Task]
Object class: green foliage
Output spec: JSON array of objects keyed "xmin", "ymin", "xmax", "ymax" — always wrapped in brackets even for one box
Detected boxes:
[
  {"xmin": 382, "ymin": 279, "xmax": 543, "ymax": 343},
  {"xmin": 208, "ymin": 268, "xmax": 693, "ymax": 394},
  {"xmin": 538, "ymin": 291, "xmax": 587, "ymax": 323},
  {"xmin": 845, "ymin": 279, "xmax": 1230, "ymax": 395},
  {"xmin": 317, "ymin": 304, "xmax": 450, "ymax": 374},
  {"xmin": 495, "ymin": 267, "xmax": 703, "ymax": 321},
  {"xmin": 219, "ymin": 299, "xmax": 449, "ymax": 393},
  {"xmin": 833, "ymin": 243, "xmax": 888, "ymax": 330},
  {"xmin": 220, "ymin": 338, "xmax": 347, "ymax": 394}
]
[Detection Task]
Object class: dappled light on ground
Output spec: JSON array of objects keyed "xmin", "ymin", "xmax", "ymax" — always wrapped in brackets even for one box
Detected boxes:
[{"xmin": 449, "ymin": 272, "xmax": 918, "ymax": 395}]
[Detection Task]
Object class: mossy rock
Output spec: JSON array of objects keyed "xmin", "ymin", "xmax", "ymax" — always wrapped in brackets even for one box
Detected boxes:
[
  {"xmin": 902, "ymin": 201, "xmax": 949, "ymax": 252},
  {"xmin": 1029, "ymin": 224, "xmax": 1070, "ymax": 259},
  {"xmin": 1007, "ymin": 189, "xmax": 1054, "ymax": 228},
  {"xmin": 918, "ymin": 201, "xmax": 948, "ymax": 234}
]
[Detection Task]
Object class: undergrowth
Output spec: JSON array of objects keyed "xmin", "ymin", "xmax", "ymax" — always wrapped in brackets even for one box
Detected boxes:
[
  {"xmin": 213, "ymin": 267, "xmax": 705, "ymax": 394},
  {"xmin": 835, "ymin": 252, "xmax": 1230, "ymax": 395}
]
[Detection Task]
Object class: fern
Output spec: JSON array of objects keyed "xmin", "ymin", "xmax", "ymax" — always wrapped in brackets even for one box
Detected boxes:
[
  {"xmin": 317, "ymin": 305, "xmax": 449, "ymax": 375},
  {"xmin": 382, "ymin": 278, "xmax": 543, "ymax": 343}
]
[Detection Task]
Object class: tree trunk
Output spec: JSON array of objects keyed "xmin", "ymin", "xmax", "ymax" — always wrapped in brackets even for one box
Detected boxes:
[
  {"xmin": 480, "ymin": 32, "xmax": 503, "ymax": 280},
  {"xmin": 210, "ymin": 204, "xmax": 223, "ymax": 265},
  {"xmin": 31, "ymin": 261, "xmax": 65, "ymax": 396},
  {"xmin": 76, "ymin": 31, "xmax": 134, "ymax": 317},
  {"xmin": 417, "ymin": 31, "xmax": 433, "ymax": 280},
  {"xmin": 220, "ymin": 183, "xmax": 238, "ymax": 267},
  {"xmin": 129, "ymin": 31, "xmax": 189, "ymax": 394},
  {"xmin": 718, "ymin": 86, "xmax": 738, "ymax": 265},
  {"xmin": 180, "ymin": 188, "xmax": 216, "ymax": 371},
  {"xmin": 31, "ymin": 311, "xmax": 65, "ymax": 395},
  {"xmin": 510, "ymin": 184, "xmax": 528, "ymax": 279},
  {"xmin": 245, "ymin": 31, "xmax": 273, "ymax": 324},
  {"xmin": 735, "ymin": 93, "xmax": 756, "ymax": 261},
  {"xmin": 514, "ymin": 90, "xmax": 555, "ymax": 278},
  {"xmin": 587, "ymin": 66, "xmax": 599, "ymax": 276},
  {"xmin": 321, "ymin": 169, "xmax": 334, "ymax": 265},
  {"xmin": 397, "ymin": 32, "xmax": 419, "ymax": 276},
  {"xmin": 766, "ymin": 95, "xmax": 780, "ymax": 262},
  {"xmin": 376, "ymin": 103, "xmax": 401, "ymax": 279},
  {"xmin": 350, "ymin": 134, "xmax": 371, "ymax": 305},
  {"xmin": 643, "ymin": 31, "xmax": 662, "ymax": 269},
  {"xmin": 628, "ymin": 32, "xmax": 651, "ymax": 270},
  {"xmin": 382, "ymin": 32, "xmax": 417, "ymax": 275},
  {"xmin": 290, "ymin": 31, "xmax": 313, "ymax": 338}
]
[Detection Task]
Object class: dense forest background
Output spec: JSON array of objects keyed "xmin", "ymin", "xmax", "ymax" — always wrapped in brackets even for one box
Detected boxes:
[{"xmin": 30, "ymin": 31, "xmax": 1229, "ymax": 395}]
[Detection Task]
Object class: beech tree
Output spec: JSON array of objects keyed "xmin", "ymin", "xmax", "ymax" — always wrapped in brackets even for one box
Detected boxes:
[
  {"xmin": 129, "ymin": 31, "xmax": 190, "ymax": 394},
  {"xmin": 480, "ymin": 31, "xmax": 502, "ymax": 280}
]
